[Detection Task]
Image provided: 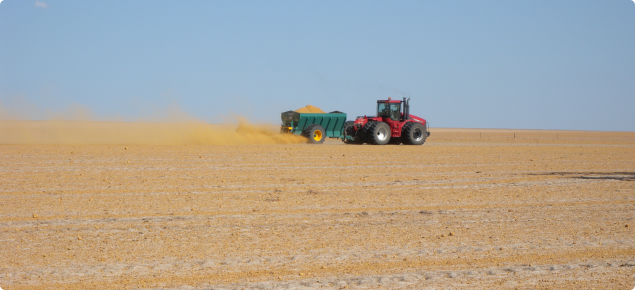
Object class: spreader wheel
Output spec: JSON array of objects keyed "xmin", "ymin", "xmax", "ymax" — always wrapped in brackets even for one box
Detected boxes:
[{"xmin": 303, "ymin": 124, "xmax": 326, "ymax": 144}]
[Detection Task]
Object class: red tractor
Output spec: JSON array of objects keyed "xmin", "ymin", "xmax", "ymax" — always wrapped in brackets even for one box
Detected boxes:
[{"xmin": 342, "ymin": 97, "xmax": 429, "ymax": 145}]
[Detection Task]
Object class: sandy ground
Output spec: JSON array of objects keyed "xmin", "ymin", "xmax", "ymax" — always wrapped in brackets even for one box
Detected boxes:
[{"xmin": 1, "ymin": 128, "xmax": 634, "ymax": 289}]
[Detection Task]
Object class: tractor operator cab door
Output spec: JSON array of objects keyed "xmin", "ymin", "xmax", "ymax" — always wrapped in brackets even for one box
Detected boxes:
[{"xmin": 377, "ymin": 102, "xmax": 401, "ymax": 121}]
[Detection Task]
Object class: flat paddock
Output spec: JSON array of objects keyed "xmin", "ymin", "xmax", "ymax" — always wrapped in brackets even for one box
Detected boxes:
[{"xmin": 1, "ymin": 128, "xmax": 634, "ymax": 289}]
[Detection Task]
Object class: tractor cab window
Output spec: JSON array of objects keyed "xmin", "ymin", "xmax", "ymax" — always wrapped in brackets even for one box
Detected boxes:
[
  {"xmin": 377, "ymin": 102, "xmax": 401, "ymax": 120},
  {"xmin": 389, "ymin": 103, "xmax": 401, "ymax": 120},
  {"xmin": 377, "ymin": 103, "xmax": 389, "ymax": 118}
]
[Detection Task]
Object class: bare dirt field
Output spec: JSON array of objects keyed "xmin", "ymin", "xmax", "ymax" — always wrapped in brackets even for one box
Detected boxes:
[{"xmin": 1, "ymin": 128, "xmax": 634, "ymax": 289}]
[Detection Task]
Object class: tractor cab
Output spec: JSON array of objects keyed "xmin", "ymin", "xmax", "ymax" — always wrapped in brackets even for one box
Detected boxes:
[{"xmin": 377, "ymin": 100, "xmax": 401, "ymax": 121}]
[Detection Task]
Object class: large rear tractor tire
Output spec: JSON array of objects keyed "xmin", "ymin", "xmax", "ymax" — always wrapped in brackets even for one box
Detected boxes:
[
  {"xmin": 402, "ymin": 122, "xmax": 426, "ymax": 145},
  {"xmin": 342, "ymin": 121, "xmax": 361, "ymax": 144},
  {"xmin": 363, "ymin": 121, "xmax": 391, "ymax": 145},
  {"xmin": 303, "ymin": 124, "xmax": 326, "ymax": 144}
]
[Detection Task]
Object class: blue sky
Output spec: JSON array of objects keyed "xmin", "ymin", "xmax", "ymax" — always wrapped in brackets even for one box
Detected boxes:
[{"xmin": 1, "ymin": 1, "xmax": 634, "ymax": 130}]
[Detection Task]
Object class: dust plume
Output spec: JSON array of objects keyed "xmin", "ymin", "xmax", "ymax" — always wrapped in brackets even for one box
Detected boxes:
[
  {"xmin": 0, "ymin": 101, "xmax": 306, "ymax": 145},
  {"xmin": 0, "ymin": 119, "xmax": 307, "ymax": 145}
]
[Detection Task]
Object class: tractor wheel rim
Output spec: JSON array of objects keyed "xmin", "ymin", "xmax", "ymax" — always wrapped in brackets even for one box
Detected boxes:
[
  {"xmin": 413, "ymin": 128, "xmax": 423, "ymax": 141},
  {"xmin": 313, "ymin": 130, "xmax": 322, "ymax": 141},
  {"xmin": 377, "ymin": 127, "xmax": 388, "ymax": 141}
]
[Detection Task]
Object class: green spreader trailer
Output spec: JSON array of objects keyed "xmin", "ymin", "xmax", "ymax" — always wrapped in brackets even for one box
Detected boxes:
[{"xmin": 280, "ymin": 111, "xmax": 347, "ymax": 144}]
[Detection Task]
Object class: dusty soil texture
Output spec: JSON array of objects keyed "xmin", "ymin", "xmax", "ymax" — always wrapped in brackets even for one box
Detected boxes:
[{"xmin": 1, "ymin": 128, "xmax": 634, "ymax": 289}]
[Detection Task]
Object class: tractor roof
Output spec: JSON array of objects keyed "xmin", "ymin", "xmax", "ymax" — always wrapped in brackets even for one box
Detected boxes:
[{"xmin": 377, "ymin": 100, "xmax": 402, "ymax": 103}]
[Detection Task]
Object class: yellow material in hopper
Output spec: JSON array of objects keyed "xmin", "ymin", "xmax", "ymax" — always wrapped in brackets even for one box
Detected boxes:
[{"xmin": 294, "ymin": 105, "xmax": 325, "ymax": 113}]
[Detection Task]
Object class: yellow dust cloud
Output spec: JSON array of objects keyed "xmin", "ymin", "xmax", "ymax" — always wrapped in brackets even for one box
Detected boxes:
[{"xmin": 0, "ymin": 119, "xmax": 307, "ymax": 145}]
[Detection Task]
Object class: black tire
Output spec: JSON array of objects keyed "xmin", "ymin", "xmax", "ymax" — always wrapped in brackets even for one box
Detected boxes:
[
  {"xmin": 402, "ymin": 122, "xmax": 426, "ymax": 145},
  {"xmin": 303, "ymin": 124, "xmax": 326, "ymax": 144},
  {"xmin": 342, "ymin": 121, "xmax": 360, "ymax": 144},
  {"xmin": 363, "ymin": 121, "xmax": 391, "ymax": 145}
]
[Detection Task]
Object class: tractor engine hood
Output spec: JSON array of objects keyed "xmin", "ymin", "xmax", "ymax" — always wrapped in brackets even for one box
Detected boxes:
[{"xmin": 408, "ymin": 114, "xmax": 426, "ymax": 124}]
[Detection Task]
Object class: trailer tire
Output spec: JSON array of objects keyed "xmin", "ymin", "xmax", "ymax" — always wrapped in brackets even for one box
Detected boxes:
[
  {"xmin": 402, "ymin": 122, "xmax": 426, "ymax": 145},
  {"xmin": 364, "ymin": 121, "xmax": 391, "ymax": 145},
  {"xmin": 303, "ymin": 124, "xmax": 326, "ymax": 144}
]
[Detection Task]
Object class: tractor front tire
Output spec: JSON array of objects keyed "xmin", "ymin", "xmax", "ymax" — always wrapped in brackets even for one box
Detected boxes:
[
  {"xmin": 364, "ymin": 121, "xmax": 391, "ymax": 145},
  {"xmin": 402, "ymin": 122, "xmax": 426, "ymax": 145},
  {"xmin": 304, "ymin": 124, "xmax": 326, "ymax": 144}
]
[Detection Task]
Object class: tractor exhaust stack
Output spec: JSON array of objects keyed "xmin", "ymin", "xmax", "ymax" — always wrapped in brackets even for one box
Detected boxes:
[{"xmin": 402, "ymin": 97, "xmax": 411, "ymax": 120}]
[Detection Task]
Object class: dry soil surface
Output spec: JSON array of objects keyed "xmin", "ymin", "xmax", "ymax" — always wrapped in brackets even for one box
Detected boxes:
[{"xmin": 1, "ymin": 128, "xmax": 634, "ymax": 289}]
